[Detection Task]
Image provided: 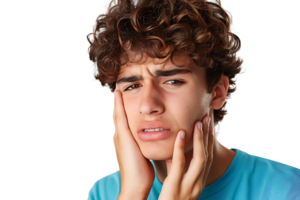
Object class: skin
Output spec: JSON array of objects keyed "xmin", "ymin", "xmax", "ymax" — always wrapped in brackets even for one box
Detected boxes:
[{"xmin": 113, "ymin": 51, "xmax": 236, "ymax": 199}]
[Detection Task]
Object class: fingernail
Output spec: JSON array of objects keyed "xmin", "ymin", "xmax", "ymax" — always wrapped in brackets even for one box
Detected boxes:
[
  {"xmin": 180, "ymin": 131, "xmax": 185, "ymax": 139},
  {"xmin": 197, "ymin": 122, "xmax": 202, "ymax": 132},
  {"xmin": 208, "ymin": 116, "xmax": 211, "ymax": 126},
  {"xmin": 114, "ymin": 90, "xmax": 117, "ymax": 98}
]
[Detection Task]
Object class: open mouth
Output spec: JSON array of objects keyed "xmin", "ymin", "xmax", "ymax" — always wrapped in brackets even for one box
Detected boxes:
[{"xmin": 139, "ymin": 129, "xmax": 171, "ymax": 141}]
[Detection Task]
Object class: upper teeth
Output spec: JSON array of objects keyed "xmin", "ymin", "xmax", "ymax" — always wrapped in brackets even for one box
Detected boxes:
[{"xmin": 144, "ymin": 128, "xmax": 164, "ymax": 132}]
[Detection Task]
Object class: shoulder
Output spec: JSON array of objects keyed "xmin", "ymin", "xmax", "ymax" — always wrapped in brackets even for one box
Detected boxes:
[
  {"xmin": 240, "ymin": 151, "xmax": 300, "ymax": 199},
  {"xmin": 88, "ymin": 171, "xmax": 121, "ymax": 200}
]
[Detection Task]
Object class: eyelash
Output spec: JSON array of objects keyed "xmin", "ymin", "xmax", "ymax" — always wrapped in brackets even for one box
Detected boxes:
[{"xmin": 124, "ymin": 80, "xmax": 184, "ymax": 91}]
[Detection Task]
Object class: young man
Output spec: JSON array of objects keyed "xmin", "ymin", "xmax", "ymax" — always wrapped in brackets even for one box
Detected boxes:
[
  {"xmin": 87, "ymin": 48, "xmax": 300, "ymax": 200},
  {"xmin": 87, "ymin": 0, "xmax": 300, "ymax": 199}
]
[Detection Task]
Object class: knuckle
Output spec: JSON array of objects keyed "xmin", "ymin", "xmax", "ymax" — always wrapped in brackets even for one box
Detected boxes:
[
  {"xmin": 191, "ymin": 191, "xmax": 199, "ymax": 198},
  {"xmin": 198, "ymin": 157, "xmax": 206, "ymax": 166},
  {"xmin": 208, "ymin": 157, "xmax": 214, "ymax": 164},
  {"xmin": 178, "ymin": 158, "xmax": 186, "ymax": 168}
]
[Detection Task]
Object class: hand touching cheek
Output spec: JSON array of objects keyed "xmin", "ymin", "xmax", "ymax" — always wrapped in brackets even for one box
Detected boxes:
[{"xmin": 158, "ymin": 116, "xmax": 214, "ymax": 200}]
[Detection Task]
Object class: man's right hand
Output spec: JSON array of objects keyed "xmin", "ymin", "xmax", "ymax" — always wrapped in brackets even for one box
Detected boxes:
[{"xmin": 113, "ymin": 90, "xmax": 155, "ymax": 200}]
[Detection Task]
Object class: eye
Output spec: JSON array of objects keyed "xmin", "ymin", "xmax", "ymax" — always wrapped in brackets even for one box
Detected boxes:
[
  {"xmin": 124, "ymin": 80, "xmax": 184, "ymax": 92},
  {"xmin": 165, "ymin": 80, "xmax": 184, "ymax": 85},
  {"xmin": 124, "ymin": 84, "xmax": 142, "ymax": 91}
]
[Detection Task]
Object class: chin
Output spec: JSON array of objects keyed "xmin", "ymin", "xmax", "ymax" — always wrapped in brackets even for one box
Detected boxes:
[{"xmin": 140, "ymin": 143, "xmax": 173, "ymax": 161}]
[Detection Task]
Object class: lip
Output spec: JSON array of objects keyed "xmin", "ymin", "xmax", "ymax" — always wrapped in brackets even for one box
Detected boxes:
[
  {"xmin": 138, "ymin": 129, "xmax": 171, "ymax": 141},
  {"xmin": 137, "ymin": 121, "xmax": 171, "ymax": 141},
  {"xmin": 137, "ymin": 121, "xmax": 171, "ymax": 133}
]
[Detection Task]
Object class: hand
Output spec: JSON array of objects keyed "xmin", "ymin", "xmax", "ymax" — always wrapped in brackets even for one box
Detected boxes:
[
  {"xmin": 113, "ymin": 90, "xmax": 155, "ymax": 200},
  {"xmin": 158, "ymin": 116, "xmax": 214, "ymax": 200}
]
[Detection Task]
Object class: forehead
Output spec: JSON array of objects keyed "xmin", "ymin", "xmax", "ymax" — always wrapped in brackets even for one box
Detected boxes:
[{"xmin": 118, "ymin": 51, "xmax": 196, "ymax": 76}]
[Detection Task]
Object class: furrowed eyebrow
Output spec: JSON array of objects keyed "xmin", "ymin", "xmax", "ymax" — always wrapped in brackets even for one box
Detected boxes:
[{"xmin": 116, "ymin": 69, "xmax": 192, "ymax": 84}]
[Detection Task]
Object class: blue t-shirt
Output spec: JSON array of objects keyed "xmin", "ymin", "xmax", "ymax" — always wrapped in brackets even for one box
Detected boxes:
[{"xmin": 88, "ymin": 148, "xmax": 300, "ymax": 200}]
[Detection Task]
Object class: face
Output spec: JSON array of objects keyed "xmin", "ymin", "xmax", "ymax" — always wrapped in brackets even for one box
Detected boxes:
[{"xmin": 116, "ymin": 51, "xmax": 212, "ymax": 160}]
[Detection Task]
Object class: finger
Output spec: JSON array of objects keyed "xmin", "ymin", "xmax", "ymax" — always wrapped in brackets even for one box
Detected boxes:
[
  {"xmin": 203, "ymin": 115, "xmax": 210, "ymax": 159},
  {"xmin": 113, "ymin": 90, "xmax": 125, "ymax": 126},
  {"xmin": 111, "ymin": 94, "xmax": 115, "ymax": 126},
  {"xmin": 113, "ymin": 90, "xmax": 125, "ymax": 137},
  {"xmin": 113, "ymin": 91, "xmax": 117, "ymax": 125},
  {"xmin": 114, "ymin": 90, "xmax": 129, "ymax": 125},
  {"xmin": 113, "ymin": 90, "xmax": 137, "ymax": 156},
  {"xmin": 202, "ymin": 124, "xmax": 214, "ymax": 184},
  {"xmin": 168, "ymin": 130, "xmax": 186, "ymax": 185},
  {"xmin": 183, "ymin": 121, "xmax": 205, "ymax": 186},
  {"xmin": 197, "ymin": 116, "xmax": 210, "ymax": 182}
]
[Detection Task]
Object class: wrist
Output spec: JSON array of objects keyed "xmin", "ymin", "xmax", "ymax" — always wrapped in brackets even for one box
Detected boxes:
[{"xmin": 118, "ymin": 191, "xmax": 149, "ymax": 200}]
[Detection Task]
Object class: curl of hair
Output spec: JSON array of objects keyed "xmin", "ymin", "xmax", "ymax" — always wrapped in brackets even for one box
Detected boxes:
[{"xmin": 87, "ymin": 0, "xmax": 243, "ymax": 126}]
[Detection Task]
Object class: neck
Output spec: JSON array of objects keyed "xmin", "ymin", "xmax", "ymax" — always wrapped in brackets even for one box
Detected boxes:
[{"xmin": 153, "ymin": 136, "xmax": 236, "ymax": 186}]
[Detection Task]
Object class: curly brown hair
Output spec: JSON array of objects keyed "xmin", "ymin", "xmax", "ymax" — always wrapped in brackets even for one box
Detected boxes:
[{"xmin": 87, "ymin": 0, "xmax": 243, "ymax": 126}]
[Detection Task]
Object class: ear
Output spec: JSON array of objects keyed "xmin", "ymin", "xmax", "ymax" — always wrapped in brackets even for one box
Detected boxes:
[{"xmin": 211, "ymin": 75, "xmax": 229, "ymax": 110}]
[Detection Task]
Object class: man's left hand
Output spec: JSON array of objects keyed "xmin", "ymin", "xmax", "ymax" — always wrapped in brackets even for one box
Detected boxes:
[{"xmin": 158, "ymin": 116, "xmax": 214, "ymax": 200}]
